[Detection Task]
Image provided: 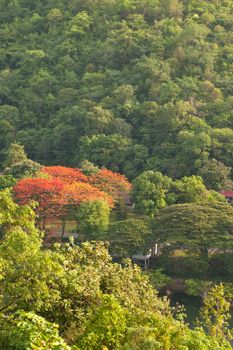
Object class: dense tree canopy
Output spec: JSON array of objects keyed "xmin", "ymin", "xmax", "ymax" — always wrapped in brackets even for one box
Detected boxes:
[
  {"xmin": 0, "ymin": 0, "xmax": 233, "ymax": 182},
  {"xmin": 42, "ymin": 165, "xmax": 88, "ymax": 183},
  {"xmin": 132, "ymin": 171, "xmax": 225, "ymax": 217},
  {"xmin": 13, "ymin": 177, "xmax": 66, "ymax": 228},
  {"xmin": 1, "ymin": 1, "xmax": 233, "ymax": 347},
  {"xmin": 153, "ymin": 202, "xmax": 233, "ymax": 255},
  {"xmin": 107, "ymin": 218, "xmax": 153, "ymax": 257},
  {"xmin": 3, "ymin": 143, "xmax": 41, "ymax": 179},
  {"xmin": 89, "ymin": 168, "xmax": 131, "ymax": 202}
]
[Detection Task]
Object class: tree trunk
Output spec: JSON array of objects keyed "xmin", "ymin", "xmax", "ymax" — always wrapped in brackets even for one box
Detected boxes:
[
  {"xmin": 199, "ymin": 246, "xmax": 208, "ymax": 260},
  {"xmin": 61, "ymin": 217, "xmax": 66, "ymax": 239}
]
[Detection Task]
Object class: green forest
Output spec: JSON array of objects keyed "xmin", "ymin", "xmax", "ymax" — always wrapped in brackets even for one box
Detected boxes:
[
  {"xmin": 1, "ymin": 0, "xmax": 233, "ymax": 349},
  {"xmin": 0, "ymin": 0, "xmax": 233, "ymax": 181}
]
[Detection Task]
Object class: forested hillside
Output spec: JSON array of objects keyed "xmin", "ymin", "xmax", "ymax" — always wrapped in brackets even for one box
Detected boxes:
[
  {"xmin": 1, "ymin": 0, "xmax": 233, "ymax": 180},
  {"xmin": 2, "ymin": 1, "xmax": 233, "ymax": 348}
]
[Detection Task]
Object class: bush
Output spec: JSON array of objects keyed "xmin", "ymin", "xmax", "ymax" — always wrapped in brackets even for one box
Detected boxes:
[
  {"xmin": 208, "ymin": 254, "xmax": 233, "ymax": 277},
  {"xmin": 155, "ymin": 255, "xmax": 209, "ymax": 278}
]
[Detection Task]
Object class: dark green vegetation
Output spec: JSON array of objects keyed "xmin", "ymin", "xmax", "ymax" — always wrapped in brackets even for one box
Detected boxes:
[{"xmin": 0, "ymin": 0, "xmax": 233, "ymax": 182}]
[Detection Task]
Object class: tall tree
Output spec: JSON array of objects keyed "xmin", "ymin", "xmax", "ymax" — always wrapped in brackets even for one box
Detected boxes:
[
  {"xmin": 89, "ymin": 168, "xmax": 131, "ymax": 203},
  {"xmin": 198, "ymin": 159, "xmax": 232, "ymax": 191},
  {"xmin": 198, "ymin": 284, "xmax": 232, "ymax": 341},
  {"xmin": 76, "ymin": 200, "xmax": 110, "ymax": 239},
  {"xmin": 153, "ymin": 203, "xmax": 233, "ymax": 257},
  {"xmin": 107, "ymin": 218, "xmax": 153, "ymax": 257},
  {"xmin": 13, "ymin": 178, "xmax": 65, "ymax": 229},
  {"xmin": 3, "ymin": 143, "xmax": 27, "ymax": 168},
  {"xmin": 3, "ymin": 143, "xmax": 41, "ymax": 179},
  {"xmin": 132, "ymin": 171, "xmax": 172, "ymax": 217},
  {"xmin": 42, "ymin": 166, "xmax": 88, "ymax": 184}
]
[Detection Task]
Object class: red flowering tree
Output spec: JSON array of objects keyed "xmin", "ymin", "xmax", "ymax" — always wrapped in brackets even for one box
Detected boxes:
[
  {"xmin": 61, "ymin": 182, "xmax": 113, "ymax": 208},
  {"xmin": 60, "ymin": 182, "xmax": 113, "ymax": 237},
  {"xmin": 42, "ymin": 166, "xmax": 88, "ymax": 184},
  {"xmin": 13, "ymin": 177, "xmax": 114, "ymax": 236},
  {"xmin": 13, "ymin": 166, "xmax": 128, "ymax": 237},
  {"xmin": 89, "ymin": 169, "xmax": 131, "ymax": 203},
  {"xmin": 13, "ymin": 178, "xmax": 65, "ymax": 229}
]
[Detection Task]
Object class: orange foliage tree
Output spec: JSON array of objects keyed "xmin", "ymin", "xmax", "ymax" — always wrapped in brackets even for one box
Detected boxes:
[
  {"xmin": 13, "ymin": 175, "xmax": 114, "ymax": 236},
  {"xmin": 42, "ymin": 166, "xmax": 88, "ymax": 184},
  {"xmin": 59, "ymin": 182, "xmax": 113, "ymax": 237},
  {"xmin": 13, "ymin": 166, "xmax": 130, "ymax": 236},
  {"xmin": 13, "ymin": 178, "xmax": 65, "ymax": 229},
  {"xmin": 61, "ymin": 182, "xmax": 113, "ymax": 208},
  {"xmin": 89, "ymin": 169, "xmax": 131, "ymax": 203}
]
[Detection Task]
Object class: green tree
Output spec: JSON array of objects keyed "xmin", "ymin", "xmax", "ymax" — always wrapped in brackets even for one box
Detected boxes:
[
  {"xmin": 4, "ymin": 159, "xmax": 41, "ymax": 179},
  {"xmin": 0, "ymin": 175, "xmax": 16, "ymax": 190},
  {"xmin": 0, "ymin": 120, "xmax": 14, "ymax": 169},
  {"xmin": 0, "ymin": 312, "xmax": 71, "ymax": 350},
  {"xmin": 3, "ymin": 143, "xmax": 27, "ymax": 168},
  {"xmin": 198, "ymin": 159, "xmax": 232, "ymax": 190},
  {"xmin": 0, "ymin": 0, "xmax": 232, "ymax": 177},
  {"xmin": 211, "ymin": 128, "xmax": 233, "ymax": 169},
  {"xmin": 107, "ymin": 218, "xmax": 152, "ymax": 257},
  {"xmin": 153, "ymin": 203, "xmax": 233, "ymax": 258},
  {"xmin": 198, "ymin": 284, "xmax": 232, "ymax": 341},
  {"xmin": 78, "ymin": 134, "xmax": 131, "ymax": 172},
  {"xmin": 160, "ymin": 0, "xmax": 183, "ymax": 18},
  {"xmin": 77, "ymin": 295, "xmax": 126, "ymax": 350},
  {"xmin": 132, "ymin": 171, "xmax": 172, "ymax": 217},
  {"xmin": 0, "ymin": 191, "xmax": 232, "ymax": 349},
  {"xmin": 168, "ymin": 175, "xmax": 222, "ymax": 204},
  {"xmin": 80, "ymin": 159, "xmax": 99, "ymax": 176},
  {"xmin": 3, "ymin": 143, "xmax": 41, "ymax": 178},
  {"xmin": 0, "ymin": 188, "xmax": 38, "ymax": 239},
  {"xmin": 123, "ymin": 144, "xmax": 149, "ymax": 180},
  {"xmin": 76, "ymin": 200, "xmax": 110, "ymax": 239}
]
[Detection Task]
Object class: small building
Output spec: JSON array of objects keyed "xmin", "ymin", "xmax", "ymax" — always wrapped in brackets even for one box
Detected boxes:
[
  {"xmin": 132, "ymin": 244, "xmax": 159, "ymax": 269},
  {"xmin": 221, "ymin": 190, "xmax": 233, "ymax": 203}
]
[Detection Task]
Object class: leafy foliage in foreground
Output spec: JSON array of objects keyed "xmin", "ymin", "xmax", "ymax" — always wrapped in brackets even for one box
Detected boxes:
[{"xmin": 0, "ymin": 190, "xmax": 232, "ymax": 349}]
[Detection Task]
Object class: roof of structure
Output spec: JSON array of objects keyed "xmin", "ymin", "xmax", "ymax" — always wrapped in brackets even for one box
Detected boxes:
[{"xmin": 221, "ymin": 191, "xmax": 233, "ymax": 197}]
